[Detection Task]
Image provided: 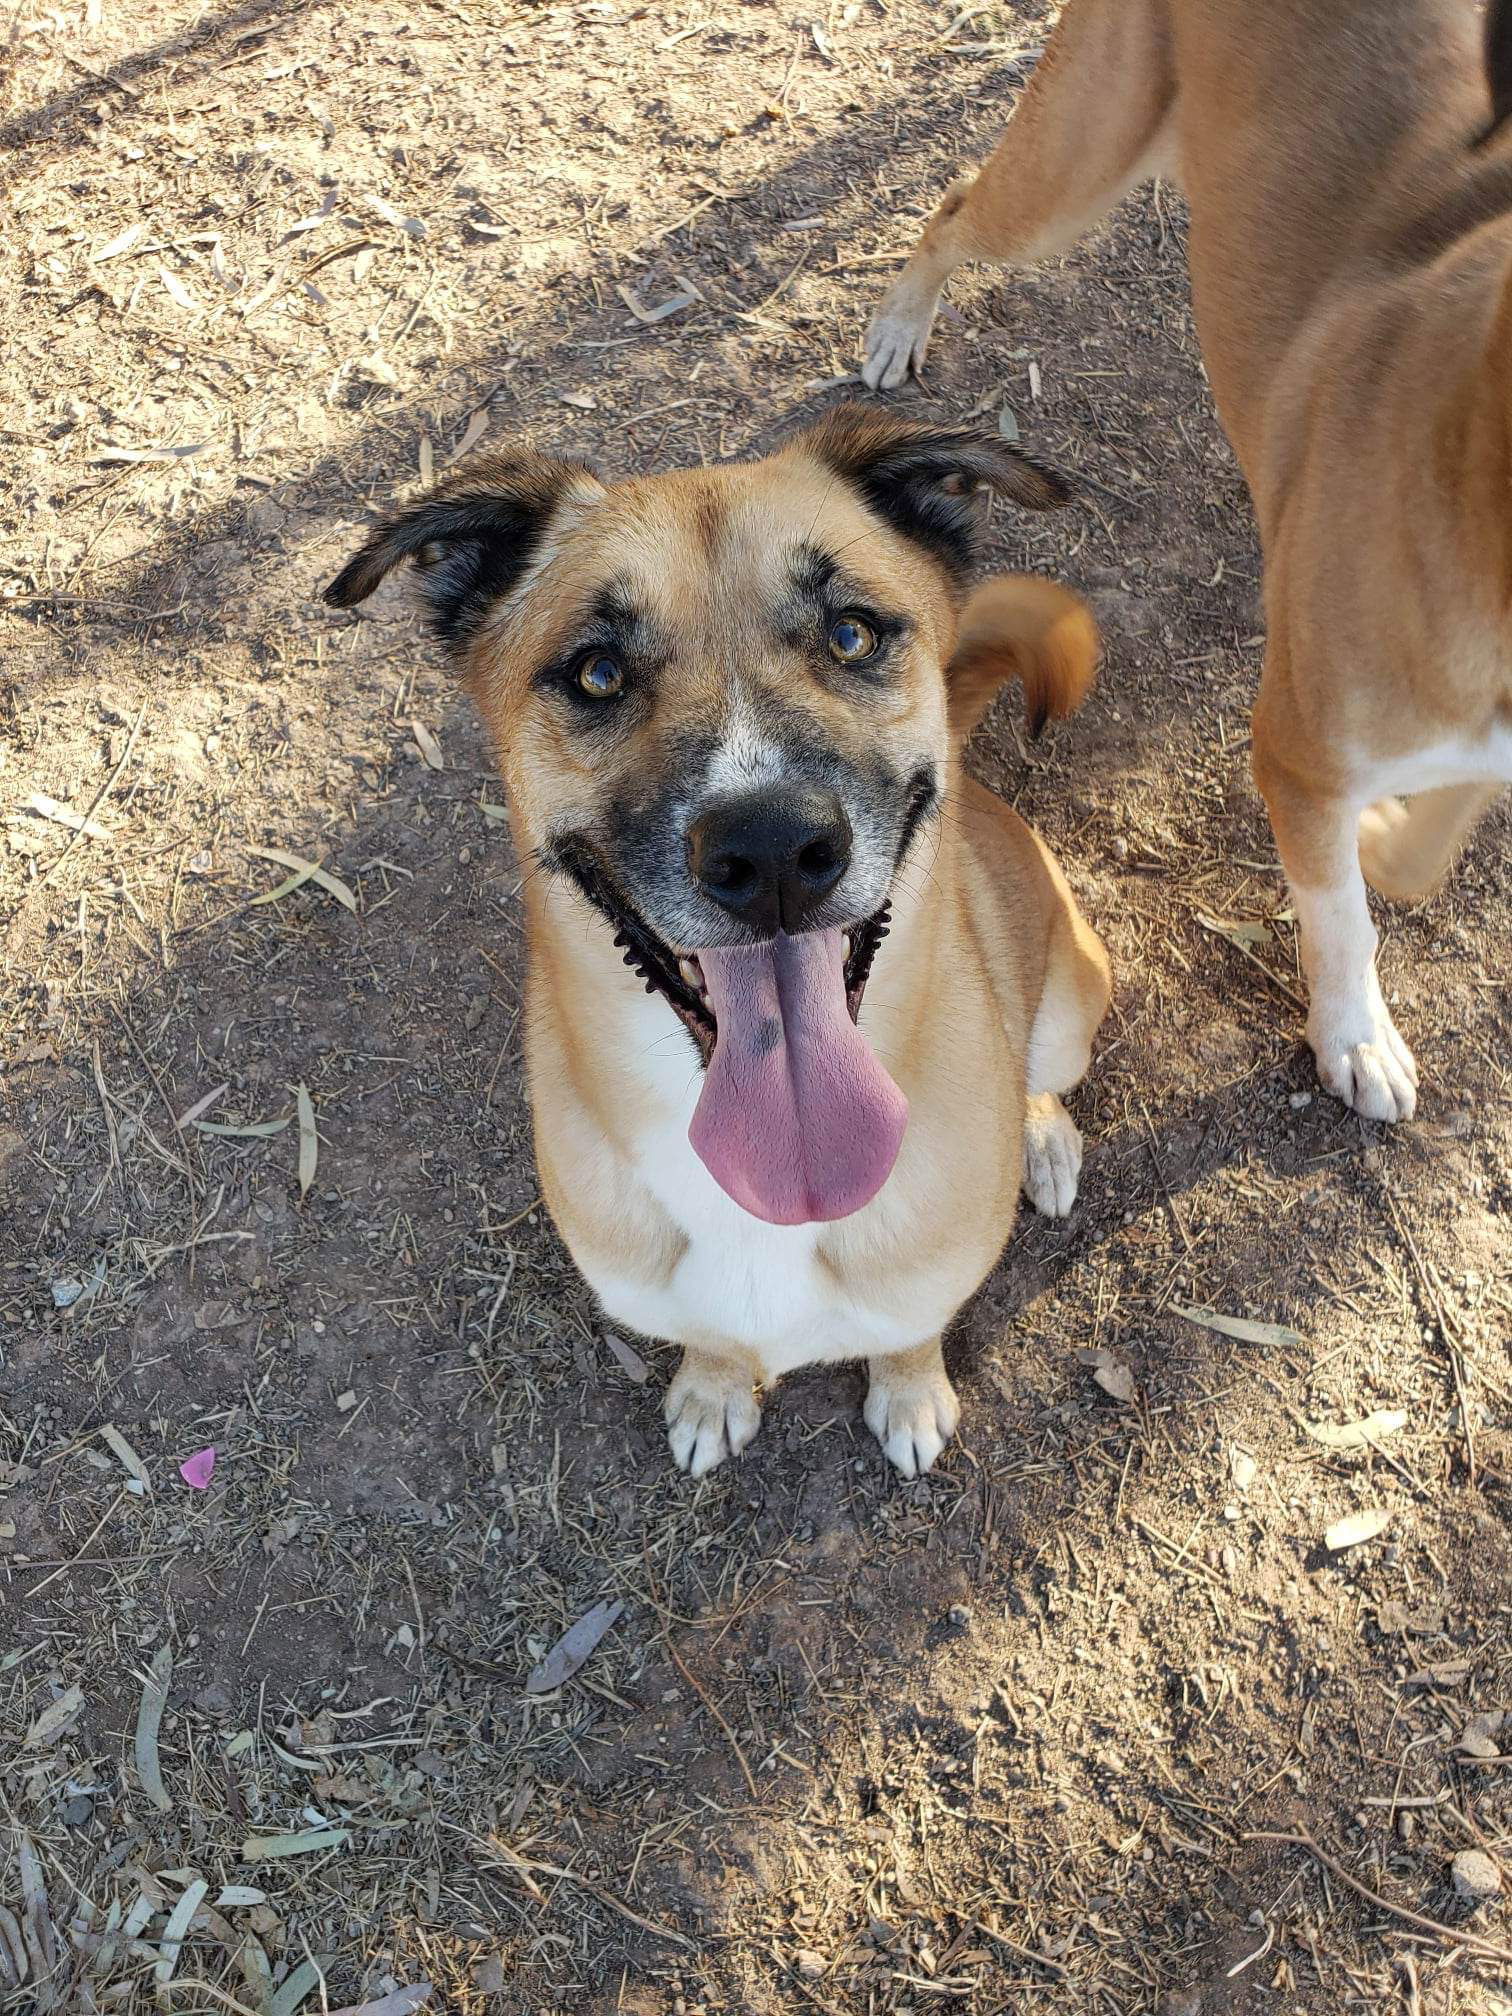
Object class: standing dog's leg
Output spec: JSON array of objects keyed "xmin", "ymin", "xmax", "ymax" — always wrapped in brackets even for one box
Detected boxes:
[
  {"xmin": 862, "ymin": 0, "xmax": 1175, "ymax": 390},
  {"xmin": 1023, "ymin": 875, "xmax": 1113, "ymax": 1217},
  {"xmin": 1358, "ymin": 784, "xmax": 1503, "ymax": 904},
  {"xmin": 865, "ymin": 1337, "xmax": 959, "ymax": 1478},
  {"xmin": 1255, "ymin": 704, "xmax": 1419, "ymax": 1123}
]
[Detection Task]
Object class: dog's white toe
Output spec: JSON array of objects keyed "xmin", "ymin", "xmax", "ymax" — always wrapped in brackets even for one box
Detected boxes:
[
  {"xmin": 861, "ymin": 287, "xmax": 940, "ymax": 390},
  {"xmin": 864, "ymin": 1357, "xmax": 960, "ymax": 1478},
  {"xmin": 1022, "ymin": 1091, "xmax": 1084, "ymax": 1217},
  {"xmin": 1311, "ymin": 1004, "xmax": 1419, "ymax": 1123},
  {"xmin": 665, "ymin": 1354, "xmax": 761, "ymax": 1477}
]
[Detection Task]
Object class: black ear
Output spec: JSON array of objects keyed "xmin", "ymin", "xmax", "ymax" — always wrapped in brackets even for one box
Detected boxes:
[
  {"xmin": 323, "ymin": 450, "xmax": 601, "ymax": 651},
  {"xmin": 795, "ymin": 405, "xmax": 1073, "ymax": 577},
  {"xmin": 1481, "ymin": 0, "xmax": 1512, "ymax": 145}
]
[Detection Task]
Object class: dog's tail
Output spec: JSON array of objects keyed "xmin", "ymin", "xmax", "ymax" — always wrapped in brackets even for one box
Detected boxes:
[
  {"xmin": 1478, "ymin": 0, "xmax": 1512, "ymax": 145},
  {"xmin": 946, "ymin": 575, "xmax": 1099, "ymax": 745}
]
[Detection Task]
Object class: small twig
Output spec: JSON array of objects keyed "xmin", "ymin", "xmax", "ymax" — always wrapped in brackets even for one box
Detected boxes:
[
  {"xmin": 26, "ymin": 1488, "xmax": 129, "ymax": 1598},
  {"xmin": 1385, "ymin": 1191, "xmax": 1476, "ymax": 1483},
  {"xmin": 29, "ymin": 701, "xmax": 145, "ymax": 895},
  {"xmin": 1138, "ymin": 1097, "xmax": 1194, "ymax": 1252},
  {"xmin": 1246, "ymin": 1829, "xmax": 1512, "ymax": 1966},
  {"xmin": 643, "ymin": 1537, "xmax": 759, "ymax": 1799}
]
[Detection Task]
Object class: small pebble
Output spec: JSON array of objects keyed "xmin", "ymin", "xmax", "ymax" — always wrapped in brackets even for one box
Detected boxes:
[
  {"xmin": 1289, "ymin": 1090, "xmax": 1312, "ymax": 1110},
  {"xmin": 1451, "ymin": 1850, "xmax": 1501, "ymax": 1905}
]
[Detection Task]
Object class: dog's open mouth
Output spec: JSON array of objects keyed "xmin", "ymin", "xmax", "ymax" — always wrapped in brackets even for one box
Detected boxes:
[
  {"xmin": 616, "ymin": 903, "xmax": 892, "ymax": 1069},
  {"xmin": 549, "ymin": 838, "xmax": 908, "ymax": 1225}
]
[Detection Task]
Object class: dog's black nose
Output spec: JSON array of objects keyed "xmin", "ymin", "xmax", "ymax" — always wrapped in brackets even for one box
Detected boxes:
[{"xmin": 687, "ymin": 788, "xmax": 853, "ymax": 935}]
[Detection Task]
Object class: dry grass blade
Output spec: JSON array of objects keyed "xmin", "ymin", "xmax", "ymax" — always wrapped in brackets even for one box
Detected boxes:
[
  {"xmin": 296, "ymin": 1084, "xmax": 318, "ymax": 1198},
  {"xmin": 247, "ymin": 846, "xmax": 358, "ymax": 912},
  {"xmin": 22, "ymin": 791, "xmax": 116, "ymax": 840},
  {"xmin": 100, "ymin": 1422, "xmax": 151, "ymax": 1489},
  {"xmin": 135, "ymin": 1645, "xmax": 175, "ymax": 1812}
]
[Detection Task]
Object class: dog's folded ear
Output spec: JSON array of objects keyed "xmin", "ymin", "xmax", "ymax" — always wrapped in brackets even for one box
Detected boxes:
[
  {"xmin": 945, "ymin": 575, "xmax": 1098, "ymax": 744},
  {"xmin": 323, "ymin": 451, "xmax": 603, "ymax": 651},
  {"xmin": 794, "ymin": 405, "xmax": 1073, "ymax": 576}
]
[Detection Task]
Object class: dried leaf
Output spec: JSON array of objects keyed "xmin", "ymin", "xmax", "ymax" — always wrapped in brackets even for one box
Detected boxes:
[
  {"xmin": 100, "ymin": 1424, "xmax": 151, "ymax": 1490},
  {"xmin": 176, "ymin": 1082, "xmax": 230, "ymax": 1128},
  {"xmin": 1402, "ymin": 1659, "xmax": 1471, "ymax": 1690},
  {"xmin": 296, "ymin": 1085, "xmax": 318, "ymax": 1199},
  {"xmin": 154, "ymin": 1878, "xmax": 208, "ymax": 1995},
  {"xmin": 1324, "ymin": 1508, "xmax": 1392, "ymax": 1552},
  {"xmin": 270, "ymin": 1955, "xmax": 333, "ymax": 2016},
  {"xmin": 159, "ymin": 265, "xmax": 201, "ymax": 312},
  {"xmin": 22, "ymin": 791, "xmax": 115, "ymax": 840},
  {"xmin": 241, "ymin": 1827, "xmax": 351, "ymax": 1861},
  {"xmin": 997, "ymin": 405, "xmax": 1020, "ymax": 444},
  {"xmin": 365, "ymin": 192, "xmax": 425, "ymax": 236},
  {"xmin": 135, "ymin": 1646, "xmax": 174, "ymax": 1812},
  {"xmin": 1197, "ymin": 912, "xmax": 1272, "ymax": 948},
  {"xmin": 1076, "ymin": 1347, "xmax": 1136, "ymax": 1404},
  {"xmin": 602, "ymin": 1332, "xmax": 649, "ymax": 1384},
  {"xmin": 526, "ymin": 1598, "xmax": 624, "ymax": 1693},
  {"xmin": 560, "ymin": 390, "xmax": 597, "ymax": 411},
  {"xmin": 448, "ymin": 409, "xmax": 489, "ymax": 462},
  {"xmin": 1177, "ymin": 1305, "xmax": 1312, "ymax": 1350},
  {"xmin": 247, "ymin": 845, "xmax": 358, "ymax": 913},
  {"xmin": 616, "ymin": 283, "xmax": 698, "ymax": 326},
  {"xmin": 1303, "ymin": 1409, "xmax": 1408, "ymax": 1451},
  {"xmin": 91, "ymin": 222, "xmax": 146, "ymax": 264},
  {"xmin": 284, "ymin": 189, "xmax": 337, "ymax": 239},
  {"xmin": 328, "ymin": 1987, "xmax": 434, "ymax": 2016},
  {"xmin": 410, "ymin": 720, "xmax": 444, "ymax": 770},
  {"xmin": 25, "ymin": 1686, "xmax": 83, "ymax": 1750},
  {"xmin": 95, "ymin": 442, "xmax": 206, "ymax": 465}
]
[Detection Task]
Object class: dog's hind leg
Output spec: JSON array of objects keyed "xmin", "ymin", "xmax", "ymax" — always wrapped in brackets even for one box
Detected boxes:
[
  {"xmin": 1358, "ymin": 784, "xmax": 1503, "ymax": 903},
  {"xmin": 1022, "ymin": 878, "xmax": 1113, "ymax": 1218},
  {"xmin": 863, "ymin": 0, "xmax": 1176, "ymax": 389},
  {"xmin": 1255, "ymin": 700, "xmax": 1419, "ymax": 1123}
]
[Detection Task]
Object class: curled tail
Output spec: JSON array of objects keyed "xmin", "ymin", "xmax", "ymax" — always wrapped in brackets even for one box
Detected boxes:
[{"xmin": 945, "ymin": 574, "xmax": 1099, "ymax": 745}]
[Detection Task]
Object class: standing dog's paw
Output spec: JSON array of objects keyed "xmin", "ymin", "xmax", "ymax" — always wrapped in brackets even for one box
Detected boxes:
[
  {"xmin": 665, "ymin": 1353, "xmax": 761, "ymax": 1478},
  {"xmin": 1022, "ymin": 1091, "xmax": 1084, "ymax": 1217},
  {"xmin": 861, "ymin": 274, "xmax": 945, "ymax": 390},
  {"xmin": 864, "ymin": 1353, "xmax": 960, "ymax": 1478},
  {"xmin": 1312, "ymin": 1023, "xmax": 1420, "ymax": 1123}
]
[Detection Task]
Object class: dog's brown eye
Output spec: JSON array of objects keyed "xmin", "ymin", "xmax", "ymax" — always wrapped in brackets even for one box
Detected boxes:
[
  {"xmin": 829, "ymin": 617, "xmax": 878, "ymax": 664},
  {"xmin": 577, "ymin": 654, "xmax": 625, "ymax": 699}
]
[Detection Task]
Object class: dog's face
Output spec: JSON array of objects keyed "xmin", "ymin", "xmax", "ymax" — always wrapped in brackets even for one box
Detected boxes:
[{"xmin": 326, "ymin": 410, "xmax": 1069, "ymax": 1067}]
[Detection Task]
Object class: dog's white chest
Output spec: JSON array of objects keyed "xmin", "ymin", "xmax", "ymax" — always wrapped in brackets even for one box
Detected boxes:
[{"xmin": 579, "ymin": 994, "xmax": 932, "ymax": 1377}]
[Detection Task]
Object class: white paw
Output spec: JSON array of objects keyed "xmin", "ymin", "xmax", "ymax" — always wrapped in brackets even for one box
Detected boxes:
[
  {"xmin": 864, "ymin": 1361, "xmax": 960, "ymax": 1478},
  {"xmin": 665, "ymin": 1356, "xmax": 761, "ymax": 1478},
  {"xmin": 861, "ymin": 288, "xmax": 940, "ymax": 390},
  {"xmin": 1310, "ymin": 999, "xmax": 1419, "ymax": 1123},
  {"xmin": 1022, "ymin": 1093, "xmax": 1084, "ymax": 1217}
]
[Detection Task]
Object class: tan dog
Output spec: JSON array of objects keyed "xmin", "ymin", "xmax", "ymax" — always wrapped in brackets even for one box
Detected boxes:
[
  {"xmin": 864, "ymin": 0, "xmax": 1512, "ymax": 1123},
  {"xmin": 326, "ymin": 411, "xmax": 1110, "ymax": 1476}
]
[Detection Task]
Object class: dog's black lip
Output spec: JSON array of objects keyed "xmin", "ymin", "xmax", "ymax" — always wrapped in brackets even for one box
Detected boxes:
[{"xmin": 545, "ymin": 834, "xmax": 892, "ymax": 1068}]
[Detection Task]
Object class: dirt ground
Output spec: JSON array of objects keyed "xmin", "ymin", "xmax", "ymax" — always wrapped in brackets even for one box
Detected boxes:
[{"xmin": 3, "ymin": 0, "xmax": 1511, "ymax": 2011}]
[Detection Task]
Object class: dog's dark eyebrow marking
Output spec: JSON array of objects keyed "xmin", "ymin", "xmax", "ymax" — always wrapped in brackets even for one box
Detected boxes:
[{"xmin": 789, "ymin": 542, "xmax": 838, "ymax": 602}]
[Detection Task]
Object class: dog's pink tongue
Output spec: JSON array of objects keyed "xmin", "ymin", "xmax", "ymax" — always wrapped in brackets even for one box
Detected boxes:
[{"xmin": 689, "ymin": 928, "xmax": 907, "ymax": 1225}]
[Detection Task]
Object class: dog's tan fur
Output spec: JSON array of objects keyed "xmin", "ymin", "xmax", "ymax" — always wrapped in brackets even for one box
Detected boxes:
[
  {"xmin": 865, "ymin": 0, "xmax": 1512, "ymax": 1122},
  {"xmin": 327, "ymin": 418, "xmax": 1109, "ymax": 1476}
]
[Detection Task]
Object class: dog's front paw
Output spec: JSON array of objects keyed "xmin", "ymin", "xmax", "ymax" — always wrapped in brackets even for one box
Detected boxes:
[
  {"xmin": 861, "ymin": 284, "xmax": 941, "ymax": 390},
  {"xmin": 864, "ymin": 1350, "xmax": 959, "ymax": 1478},
  {"xmin": 1310, "ymin": 1002, "xmax": 1419, "ymax": 1123},
  {"xmin": 1022, "ymin": 1091, "xmax": 1084, "ymax": 1217},
  {"xmin": 665, "ymin": 1352, "xmax": 761, "ymax": 1478}
]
